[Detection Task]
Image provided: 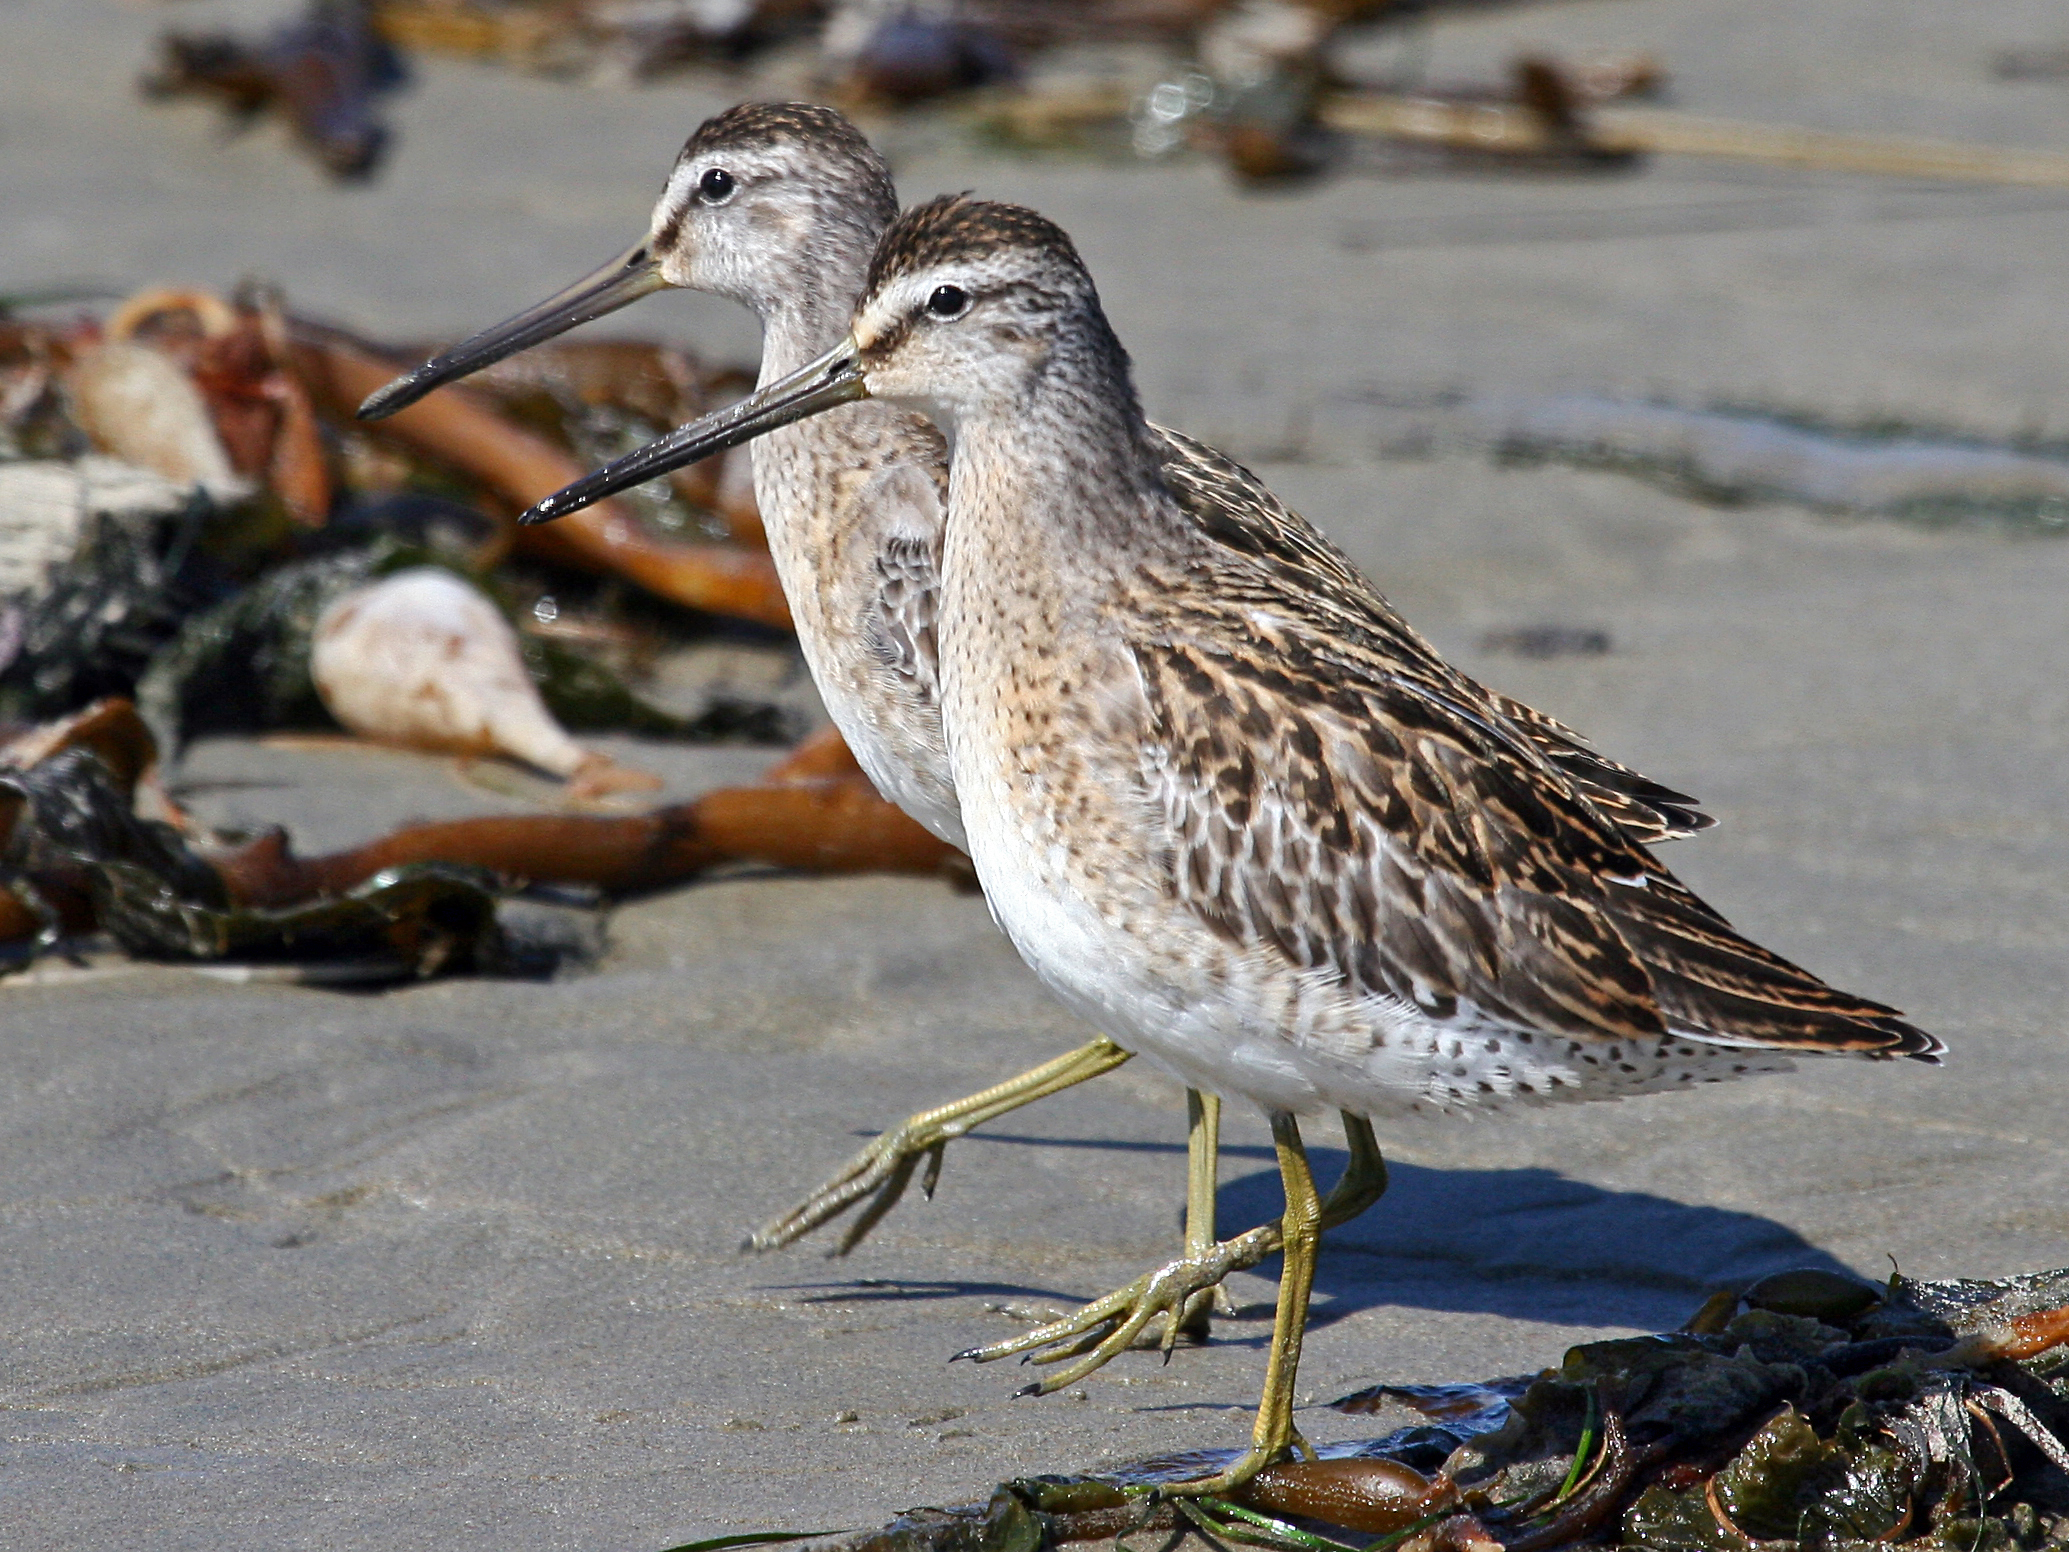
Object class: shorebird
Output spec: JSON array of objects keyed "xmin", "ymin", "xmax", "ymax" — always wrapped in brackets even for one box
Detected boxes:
[
  {"xmin": 363, "ymin": 104, "xmax": 1714, "ymax": 1326},
  {"xmin": 380, "ymin": 100, "xmax": 1726, "ymax": 1356},
  {"xmin": 518, "ymin": 194, "xmax": 1943, "ymax": 1490},
  {"xmin": 358, "ymin": 103, "xmax": 1234, "ymax": 1332}
]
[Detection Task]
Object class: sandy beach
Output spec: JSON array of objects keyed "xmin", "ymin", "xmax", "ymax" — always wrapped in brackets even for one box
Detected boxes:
[{"xmin": 2, "ymin": 1, "xmax": 2067, "ymax": 1546}]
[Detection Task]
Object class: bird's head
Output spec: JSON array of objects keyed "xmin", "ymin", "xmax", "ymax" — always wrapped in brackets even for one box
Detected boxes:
[
  {"xmin": 355, "ymin": 102, "xmax": 895, "ymax": 422},
  {"xmin": 513, "ymin": 196, "xmax": 1132, "ymax": 525}
]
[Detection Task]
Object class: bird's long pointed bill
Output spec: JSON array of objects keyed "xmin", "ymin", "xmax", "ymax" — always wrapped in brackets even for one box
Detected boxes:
[
  {"xmin": 519, "ymin": 339, "xmax": 868, "ymax": 525},
  {"xmin": 355, "ymin": 241, "xmax": 668, "ymax": 421}
]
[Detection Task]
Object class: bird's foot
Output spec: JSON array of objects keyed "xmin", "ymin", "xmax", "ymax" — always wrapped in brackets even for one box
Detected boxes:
[
  {"xmin": 744, "ymin": 1123, "xmax": 950, "ymax": 1256},
  {"xmin": 954, "ymin": 1222, "xmax": 1278, "ymax": 1392},
  {"xmin": 744, "ymin": 1040, "xmax": 1135, "ymax": 1257},
  {"xmin": 1156, "ymin": 1428, "xmax": 1315, "ymax": 1498}
]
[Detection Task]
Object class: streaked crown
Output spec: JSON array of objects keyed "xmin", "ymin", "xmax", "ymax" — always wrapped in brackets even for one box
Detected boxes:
[
  {"xmin": 864, "ymin": 195, "xmax": 1086, "ymax": 297},
  {"xmin": 673, "ymin": 101, "xmax": 896, "ymax": 229}
]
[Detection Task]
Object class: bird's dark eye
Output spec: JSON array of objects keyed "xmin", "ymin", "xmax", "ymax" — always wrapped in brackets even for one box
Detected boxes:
[
  {"xmin": 926, "ymin": 285, "xmax": 970, "ymax": 319},
  {"xmin": 698, "ymin": 167, "xmax": 735, "ymax": 203}
]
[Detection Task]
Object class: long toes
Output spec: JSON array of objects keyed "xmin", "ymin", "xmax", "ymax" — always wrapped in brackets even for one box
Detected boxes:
[
  {"xmin": 745, "ymin": 1148, "xmax": 907, "ymax": 1253},
  {"xmin": 1024, "ymin": 1321, "xmax": 1126, "ymax": 1366},
  {"xmin": 830, "ymin": 1155, "xmax": 921, "ymax": 1256},
  {"xmin": 955, "ymin": 1322, "xmax": 1093, "ymax": 1366},
  {"xmin": 954, "ymin": 1331, "xmax": 1046, "ymax": 1365},
  {"xmin": 743, "ymin": 1215, "xmax": 808, "ymax": 1253},
  {"xmin": 1018, "ymin": 1319, "xmax": 1156, "ymax": 1393}
]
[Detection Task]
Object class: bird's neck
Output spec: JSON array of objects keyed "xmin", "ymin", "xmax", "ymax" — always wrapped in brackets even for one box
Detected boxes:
[
  {"xmin": 945, "ymin": 375, "xmax": 1174, "ymax": 574},
  {"xmin": 754, "ymin": 230, "xmax": 876, "ymax": 382},
  {"xmin": 742, "ymin": 224, "xmax": 905, "ymax": 675}
]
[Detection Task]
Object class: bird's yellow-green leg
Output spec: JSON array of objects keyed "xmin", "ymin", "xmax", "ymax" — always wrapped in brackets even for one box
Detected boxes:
[
  {"xmin": 1161, "ymin": 1111, "xmax": 1328, "ymax": 1497},
  {"xmin": 745, "ymin": 1038, "xmax": 1137, "ymax": 1254},
  {"xmin": 961, "ymin": 1110, "xmax": 1387, "ymax": 1395}
]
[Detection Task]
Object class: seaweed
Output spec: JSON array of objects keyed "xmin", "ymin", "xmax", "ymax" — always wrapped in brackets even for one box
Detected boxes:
[
  {"xmin": 1, "ymin": 745, "xmax": 503, "ymax": 975},
  {"xmin": 0, "ymin": 463, "xmax": 223, "ymax": 723},
  {"xmin": 706, "ymin": 1269, "xmax": 2069, "ymax": 1552},
  {"xmin": 135, "ymin": 535, "xmax": 791, "ymax": 752}
]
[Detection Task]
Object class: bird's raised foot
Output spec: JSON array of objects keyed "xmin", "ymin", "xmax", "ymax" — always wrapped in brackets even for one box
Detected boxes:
[
  {"xmin": 744, "ymin": 1125, "xmax": 949, "ymax": 1256},
  {"xmin": 954, "ymin": 1222, "xmax": 1279, "ymax": 1393},
  {"xmin": 743, "ymin": 1039, "xmax": 1138, "ymax": 1257}
]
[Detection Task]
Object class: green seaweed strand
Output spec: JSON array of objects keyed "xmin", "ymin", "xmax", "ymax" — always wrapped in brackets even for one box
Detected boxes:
[
  {"xmin": 1169, "ymin": 1495, "xmax": 1363, "ymax": 1552},
  {"xmin": 1543, "ymin": 1386, "xmax": 1600, "ymax": 1513},
  {"xmin": 658, "ymin": 1531, "xmax": 842, "ymax": 1552}
]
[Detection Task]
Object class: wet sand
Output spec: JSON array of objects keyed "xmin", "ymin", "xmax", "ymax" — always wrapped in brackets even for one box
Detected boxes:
[{"xmin": 3, "ymin": 1, "xmax": 2067, "ymax": 1547}]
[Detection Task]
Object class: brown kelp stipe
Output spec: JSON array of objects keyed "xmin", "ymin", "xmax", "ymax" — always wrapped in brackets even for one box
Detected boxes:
[
  {"xmin": 291, "ymin": 325, "xmax": 793, "ymax": 627},
  {"xmin": 1, "ymin": 709, "xmax": 962, "ymax": 952},
  {"xmin": 205, "ymin": 762, "xmax": 961, "ymax": 910}
]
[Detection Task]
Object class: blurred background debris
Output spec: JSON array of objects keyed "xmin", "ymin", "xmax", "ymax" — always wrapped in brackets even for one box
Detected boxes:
[
  {"xmin": 0, "ymin": 695, "xmax": 962, "ymax": 975},
  {"xmin": 142, "ymin": 0, "xmax": 408, "ymax": 178},
  {"xmin": 0, "ymin": 275, "xmax": 975, "ymax": 976},
  {"xmin": 131, "ymin": 0, "xmax": 2069, "ymax": 187}
]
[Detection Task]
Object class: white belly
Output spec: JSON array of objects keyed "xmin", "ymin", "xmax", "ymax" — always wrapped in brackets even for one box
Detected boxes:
[
  {"xmin": 832, "ymin": 699, "xmax": 967, "ymax": 850},
  {"xmin": 955, "ymin": 762, "xmax": 1793, "ymax": 1120}
]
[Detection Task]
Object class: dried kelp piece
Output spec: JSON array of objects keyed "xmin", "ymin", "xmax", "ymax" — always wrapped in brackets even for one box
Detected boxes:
[
  {"xmin": 101, "ymin": 853, "xmax": 505, "ymax": 975},
  {"xmin": 740, "ymin": 1274, "xmax": 2069, "ymax": 1552},
  {"xmin": 1444, "ymin": 1276, "xmax": 2069, "ymax": 1549},
  {"xmin": 1741, "ymin": 1268, "xmax": 1887, "ymax": 1324},
  {"xmin": 1902, "ymin": 1269, "xmax": 2069, "ymax": 1334},
  {"xmin": 368, "ymin": 0, "xmax": 603, "ymax": 77},
  {"xmin": 829, "ymin": 3, "xmax": 1021, "ymax": 106},
  {"xmin": 289, "ymin": 322, "xmax": 792, "ymax": 625},
  {"xmin": 769, "ymin": 1481, "xmax": 1143, "ymax": 1552},
  {"xmin": 1333, "ymin": 1379, "xmax": 1535, "ymax": 1433},
  {"xmin": 453, "ymin": 340, "xmax": 762, "ymax": 543},
  {"xmin": 2, "ymin": 704, "xmax": 958, "ymax": 961},
  {"xmin": 1624, "ymin": 1405, "xmax": 1917, "ymax": 1549},
  {"xmin": 194, "ymin": 756, "xmax": 965, "ymax": 906},
  {"xmin": 1441, "ymin": 1333, "xmax": 1795, "ymax": 1508},
  {"xmin": 141, "ymin": 0, "xmax": 407, "ymax": 179},
  {"xmin": 115, "ymin": 287, "xmax": 337, "ymax": 529},
  {"xmin": 135, "ymin": 545, "xmax": 375, "ymax": 748},
  {"xmin": 520, "ymin": 628, "xmax": 792, "ymax": 743},
  {"xmin": 0, "ymin": 698, "xmax": 160, "ymax": 795},
  {"xmin": 1235, "ymin": 1458, "xmax": 1457, "ymax": 1534}
]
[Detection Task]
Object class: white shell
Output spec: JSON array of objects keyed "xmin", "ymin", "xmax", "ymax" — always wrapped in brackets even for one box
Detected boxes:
[
  {"xmin": 312, "ymin": 567, "xmax": 589, "ymax": 778},
  {"xmin": 62, "ymin": 342, "xmax": 249, "ymax": 503}
]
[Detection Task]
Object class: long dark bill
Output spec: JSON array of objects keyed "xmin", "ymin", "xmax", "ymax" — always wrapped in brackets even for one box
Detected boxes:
[
  {"xmin": 355, "ymin": 241, "xmax": 667, "ymax": 421},
  {"xmin": 518, "ymin": 339, "xmax": 867, "ymax": 526}
]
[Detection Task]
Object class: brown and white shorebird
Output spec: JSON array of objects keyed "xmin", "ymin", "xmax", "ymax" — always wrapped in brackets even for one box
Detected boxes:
[
  {"xmin": 358, "ymin": 103, "xmax": 1231, "ymax": 1326},
  {"xmin": 386, "ymin": 99, "xmax": 1732, "ymax": 1356},
  {"xmin": 519, "ymin": 194, "xmax": 1943, "ymax": 1490}
]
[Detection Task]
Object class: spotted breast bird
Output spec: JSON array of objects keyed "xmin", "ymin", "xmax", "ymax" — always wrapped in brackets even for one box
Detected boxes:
[{"xmin": 516, "ymin": 194, "xmax": 1940, "ymax": 1491}]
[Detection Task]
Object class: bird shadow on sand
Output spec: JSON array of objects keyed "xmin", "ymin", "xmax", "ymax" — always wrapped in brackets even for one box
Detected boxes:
[
  {"xmin": 1224, "ymin": 1144, "xmax": 1856, "ymax": 1336},
  {"xmin": 940, "ymin": 1131, "xmax": 1856, "ymax": 1338}
]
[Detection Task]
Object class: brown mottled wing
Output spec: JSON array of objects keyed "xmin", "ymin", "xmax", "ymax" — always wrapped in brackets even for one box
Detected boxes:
[
  {"xmin": 1132, "ymin": 563, "xmax": 1938, "ymax": 1062},
  {"xmin": 1150, "ymin": 425, "xmax": 1712, "ymax": 845},
  {"xmin": 859, "ymin": 463, "xmax": 945, "ymax": 708},
  {"xmin": 1486, "ymin": 693, "xmax": 1713, "ymax": 844}
]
